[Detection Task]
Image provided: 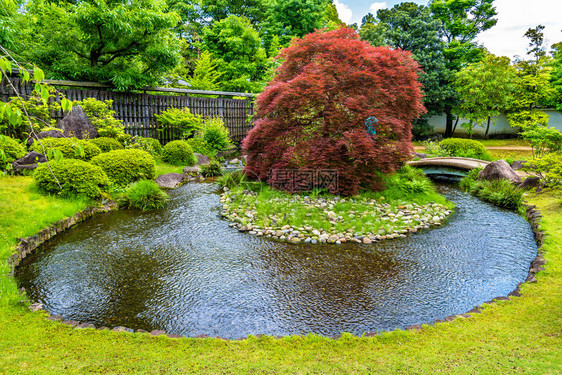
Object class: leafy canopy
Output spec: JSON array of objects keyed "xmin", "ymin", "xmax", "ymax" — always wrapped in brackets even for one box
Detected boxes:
[{"xmin": 21, "ymin": 0, "xmax": 182, "ymax": 89}]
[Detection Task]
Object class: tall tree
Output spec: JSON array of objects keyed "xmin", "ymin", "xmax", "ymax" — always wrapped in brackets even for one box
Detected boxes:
[
  {"xmin": 201, "ymin": 15, "xmax": 268, "ymax": 92},
  {"xmin": 20, "ymin": 0, "xmax": 182, "ymax": 90},
  {"xmin": 260, "ymin": 0, "xmax": 335, "ymax": 51},
  {"xmin": 199, "ymin": 0, "xmax": 267, "ymax": 26},
  {"xmin": 524, "ymin": 25, "xmax": 547, "ymax": 62},
  {"xmin": 359, "ymin": 2, "xmax": 454, "ymax": 139},
  {"xmin": 551, "ymin": 41, "xmax": 562, "ymax": 111},
  {"xmin": 0, "ymin": 0, "xmax": 22, "ymax": 50},
  {"xmin": 454, "ymin": 53, "xmax": 515, "ymax": 138},
  {"xmin": 429, "ymin": 0, "xmax": 498, "ymax": 137}
]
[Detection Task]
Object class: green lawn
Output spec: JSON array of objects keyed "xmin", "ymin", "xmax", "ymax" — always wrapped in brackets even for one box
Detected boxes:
[{"xmin": 0, "ymin": 176, "xmax": 561, "ymax": 374}]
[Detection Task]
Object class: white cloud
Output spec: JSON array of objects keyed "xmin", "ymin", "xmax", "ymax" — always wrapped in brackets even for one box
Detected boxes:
[
  {"xmin": 334, "ymin": 0, "xmax": 353, "ymax": 24},
  {"xmin": 369, "ymin": 2, "xmax": 387, "ymax": 16},
  {"xmin": 476, "ymin": 0, "xmax": 562, "ymax": 59}
]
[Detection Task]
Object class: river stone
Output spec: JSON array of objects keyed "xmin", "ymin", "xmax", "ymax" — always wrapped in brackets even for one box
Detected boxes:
[
  {"xmin": 194, "ymin": 153, "xmax": 211, "ymax": 165},
  {"xmin": 59, "ymin": 105, "xmax": 98, "ymax": 139},
  {"xmin": 155, "ymin": 173, "xmax": 185, "ymax": 189},
  {"xmin": 12, "ymin": 151, "xmax": 47, "ymax": 172},
  {"xmin": 477, "ymin": 160, "xmax": 522, "ymax": 185},
  {"xmin": 26, "ymin": 129, "xmax": 65, "ymax": 147}
]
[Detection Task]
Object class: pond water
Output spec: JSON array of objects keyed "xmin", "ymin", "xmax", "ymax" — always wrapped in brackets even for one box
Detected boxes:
[{"xmin": 15, "ymin": 182, "xmax": 537, "ymax": 339}]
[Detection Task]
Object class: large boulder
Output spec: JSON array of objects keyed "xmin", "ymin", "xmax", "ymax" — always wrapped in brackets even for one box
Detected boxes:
[
  {"xmin": 155, "ymin": 173, "xmax": 185, "ymax": 189},
  {"xmin": 59, "ymin": 105, "xmax": 97, "ymax": 139},
  {"xmin": 27, "ymin": 129, "xmax": 65, "ymax": 147},
  {"xmin": 477, "ymin": 160, "xmax": 522, "ymax": 185},
  {"xmin": 12, "ymin": 151, "xmax": 47, "ymax": 173}
]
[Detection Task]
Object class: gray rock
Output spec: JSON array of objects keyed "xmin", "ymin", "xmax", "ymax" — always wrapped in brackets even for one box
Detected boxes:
[
  {"xmin": 27, "ymin": 129, "xmax": 65, "ymax": 147},
  {"xmin": 155, "ymin": 173, "xmax": 185, "ymax": 189},
  {"xmin": 518, "ymin": 176, "xmax": 541, "ymax": 190},
  {"xmin": 183, "ymin": 166, "xmax": 201, "ymax": 177},
  {"xmin": 194, "ymin": 153, "xmax": 211, "ymax": 165},
  {"xmin": 150, "ymin": 330, "xmax": 166, "ymax": 336},
  {"xmin": 12, "ymin": 151, "xmax": 47, "ymax": 172},
  {"xmin": 511, "ymin": 160, "xmax": 527, "ymax": 170},
  {"xmin": 59, "ymin": 105, "xmax": 98, "ymax": 139},
  {"xmin": 29, "ymin": 303, "xmax": 45, "ymax": 312},
  {"xmin": 477, "ymin": 160, "xmax": 522, "ymax": 185}
]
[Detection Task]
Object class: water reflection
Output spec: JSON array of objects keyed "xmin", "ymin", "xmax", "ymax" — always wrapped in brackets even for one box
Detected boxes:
[{"xmin": 16, "ymin": 183, "xmax": 537, "ymax": 338}]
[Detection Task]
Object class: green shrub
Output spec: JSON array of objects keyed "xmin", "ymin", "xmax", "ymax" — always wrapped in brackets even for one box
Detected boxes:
[
  {"xmin": 0, "ymin": 135, "xmax": 25, "ymax": 170},
  {"xmin": 469, "ymin": 179, "xmax": 523, "ymax": 210},
  {"xmin": 118, "ymin": 180, "xmax": 168, "ymax": 211},
  {"xmin": 200, "ymin": 117, "xmax": 232, "ymax": 153},
  {"xmin": 30, "ymin": 137, "xmax": 102, "ymax": 161},
  {"xmin": 90, "ymin": 149, "xmax": 156, "ymax": 187},
  {"xmin": 200, "ymin": 160, "xmax": 223, "ymax": 177},
  {"xmin": 162, "ymin": 140, "xmax": 197, "ymax": 166},
  {"xmin": 126, "ymin": 136, "xmax": 163, "ymax": 156},
  {"xmin": 76, "ymin": 98, "xmax": 125, "ymax": 138},
  {"xmin": 90, "ymin": 137, "xmax": 124, "ymax": 153},
  {"xmin": 186, "ymin": 137, "xmax": 216, "ymax": 157},
  {"xmin": 459, "ymin": 167, "xmax": 482, "ymax": 191},
  {"xmin": 534, "ymin": 152, "xmax": 562, "ymax": 186},
  {"xmin": 33, "ymin": 159, "xmax": 109, "ymax": 199},
  {"xmin": 155, "ymin": 107, "xmax": 202, "ymax": 140},
  {"xmin": 439, "ymin": 138, "xmax": 491, "ymax": 160},
  {"xmin": 520, "ymin": 126, "xmax": 562, "ymax": 157}
]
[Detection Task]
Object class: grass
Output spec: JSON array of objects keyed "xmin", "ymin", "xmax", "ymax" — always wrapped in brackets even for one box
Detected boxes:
[
  {"xmin": 154, "ymin": 160, "xmax": 185, "ymax": 177},
  {"xmin": 1, "ymin": 175, "xmax": 561, "ymax": 374}
]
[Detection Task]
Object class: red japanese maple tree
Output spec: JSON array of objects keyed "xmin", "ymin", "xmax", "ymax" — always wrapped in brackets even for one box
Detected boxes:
[{"xmin": 242, "ymin": 28, "xmax": 426, "ymax": 196}]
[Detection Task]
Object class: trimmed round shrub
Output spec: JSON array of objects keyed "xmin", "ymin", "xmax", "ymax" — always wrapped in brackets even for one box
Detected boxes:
[
  {"xmin": 128, "ymin": 136, "xmax": 163, "ymax": 156},
  {"xmin": 439, "ymin": 138, "xmax": 490, "ymax": 160},
  {"xmin": 30, "ymin": 137, "xmax": 102, "ymax": 161},
  {"xmin": 162, "ymin": 140, "xmax": 197, "ymax": 166},
  {"xmin": 0, "ymin": 135, "xmax": 26, "ymax": 167},
  {"xmin": 33, "ymin": 159, "xmax": 110, "ymax": 199},
  {"xmin": 200, "ymin": 118, "xmax": 232, "ymax": 153},
  {"xmin": 90, "ymin": 149, "xmax": 156, "ymax": 187},
  {"xmin": 118, "ymin": 179, "xmax": 169, "ymax": 211},
  {"xmin": 90, "ymin": 137, "xmax": 124, "ymax": 153}
]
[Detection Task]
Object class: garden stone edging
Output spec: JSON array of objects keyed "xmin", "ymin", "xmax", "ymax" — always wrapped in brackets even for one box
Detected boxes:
[{"xmin": 11, "ymin": 193, "xmax": 547, "ymax": 341}]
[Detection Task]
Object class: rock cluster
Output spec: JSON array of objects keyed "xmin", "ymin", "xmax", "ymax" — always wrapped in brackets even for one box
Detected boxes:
[{"xmin": 220, "ymin": 188, "xmax": 452, "ymax": 244}]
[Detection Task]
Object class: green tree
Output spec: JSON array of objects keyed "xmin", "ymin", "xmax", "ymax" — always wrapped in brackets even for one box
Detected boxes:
[
  {"xmin": 260, "ymin": 0, "xmax": 335, "ymax": 50},
  {"xmin": 186, "ymin": 51, "xmax": 223, "ymax": 91},
  {"xmin": 0, "ymin": 0, "xmax": 22, "ymax": 50},
  {"xmin": 20, "ymin": 0, "xmax": 182, "ymax": 90},
  {"xmin": 429, "ymin": 0, "xmax": 498, "ymax": 137},
  {"xmin": 201, "ymin": 15, "xmax": 268, "ymax": 92},
  {"xmin": 359, "ymin": 3, "xmax": 455, "ymax": 139},
  {"xmin": 454, "ymin": 54, "xmax": 515, "ymax": 138},
  {"xmin": 551, "ymin": 41, "xmax": 562, "ymax": 110},
  {"xmin": 200, "ymin": 0, "xmax": 268, "ymax": 26}
]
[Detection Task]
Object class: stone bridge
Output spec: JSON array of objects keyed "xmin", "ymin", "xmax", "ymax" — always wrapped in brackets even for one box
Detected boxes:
[{"xmin": 407, "ymin": 157, "xmax": 491, "ymax": 178}]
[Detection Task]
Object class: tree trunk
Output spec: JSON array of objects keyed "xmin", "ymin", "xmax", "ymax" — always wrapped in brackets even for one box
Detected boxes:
[
  {"xmin": 445, "ymin": 110, "xmax": 454, "ymax": 138},
  {"xmin": 452, "ymin": 115, "xmax": 460, "ymax": 135},
  {"xmin": 485, "ymin": 116, "xmax": 491, "ymax": 139}
]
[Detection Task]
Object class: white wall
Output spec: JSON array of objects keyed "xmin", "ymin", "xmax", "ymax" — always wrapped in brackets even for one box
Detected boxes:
[{"xmin": 428, "ymin": 109, "xmax": 562, "ymax": 137}]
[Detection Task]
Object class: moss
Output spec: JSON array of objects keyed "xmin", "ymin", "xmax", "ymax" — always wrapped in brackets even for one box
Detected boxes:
[{"xmin": 90, "ymin": 149, "xmax": 156, "ymax": 187}]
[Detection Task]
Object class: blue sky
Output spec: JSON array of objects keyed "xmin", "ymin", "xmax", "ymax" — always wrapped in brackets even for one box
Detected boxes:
[{"xmin": 333, "ymin": 0, "xmax": 562, "ymax": 60}]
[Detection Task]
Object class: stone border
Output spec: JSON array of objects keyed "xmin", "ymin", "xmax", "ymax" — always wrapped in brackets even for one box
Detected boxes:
[
  {"xmin": 14, "ymin": 195, "xmax": 547, "ymax": 340},
  {"xmin": 8, "ymin": 201, "xmax": 118, "ymax": 272}
]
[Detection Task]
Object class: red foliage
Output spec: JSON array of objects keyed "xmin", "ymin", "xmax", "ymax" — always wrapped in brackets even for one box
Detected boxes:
[{"xmin": 242, "ymin": 28, "xmax": 426, "ymax": 196}]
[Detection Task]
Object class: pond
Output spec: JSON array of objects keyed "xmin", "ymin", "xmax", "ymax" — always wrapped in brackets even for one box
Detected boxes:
[{"xmin": 15, "ymin": 182, "xmax": 537, "ymax": 339}]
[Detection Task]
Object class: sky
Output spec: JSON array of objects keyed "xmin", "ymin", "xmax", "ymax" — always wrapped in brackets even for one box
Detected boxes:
[{"xmin": 333, "ymin": 0, "xmax": 562, "ymax": 60}]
